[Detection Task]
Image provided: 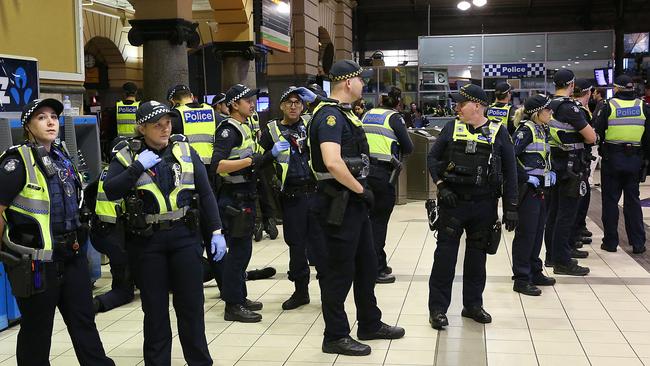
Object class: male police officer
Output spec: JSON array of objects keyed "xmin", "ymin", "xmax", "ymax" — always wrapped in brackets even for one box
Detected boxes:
[
  {"xmin": 361, "ymin": 86, "xmax": 413, "ymax": 284},
  {"xmin": 427, "ymin": 84, "xmax": 518, "ymax": 329},
  {"xmin": 595, "ymin": 75, "xmax": 650, "ymax": 254},
  {"xmin": 116, "ymin": 82, "xmax": 140, "ymax": 137},
  {"xmin": 487, "ymin": 81, "xmax": 517, "ymax": 134},
  {"xmin": 168, "ymin": 84, "xmax": 217, "ymax": 166},
  {"xmin": 544, "ymin": 69, "xmax": 596, "ymax": 275},
  {"xmin": 212, "ymin": 92, "xmax": 230, "ymax": 124},
  {"xmin": 308, "ymin": 60, "xmax": 405, "ymax": 356},
  {"xmin": 211, "ymin": 84, "xmax": 266, "ymax": 322},
  {"xmin": 259, "ymin": 86, "xmax": 318, "ymax": 310}
]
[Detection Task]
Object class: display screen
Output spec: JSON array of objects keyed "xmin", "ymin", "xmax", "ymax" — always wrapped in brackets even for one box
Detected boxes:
[
  {"xmin": 257, "ymin": 96, "xmax": 270, "ymax": 112},
  {"xmin": 594, "ymin": 68, "xmax": 613, "ymax": 86},
  {"xmin": 322, "ymin": 80, "xmax": 331, "ymax": 97},
  {"xmin": 204, "ymin": 95, "xmax": 216, "ymax": 105},
  {"xmin": 624, "ymin": 33, "xmax": 649, "ymax": 54}
]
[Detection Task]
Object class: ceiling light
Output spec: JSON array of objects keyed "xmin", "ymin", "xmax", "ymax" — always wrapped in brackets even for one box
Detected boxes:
[
  {"xmin": 603, "ymin": 45, "xmax": 608, "ymax": 48},
  {"xmin": 554, "ymin": 68, "xmax": 559, "ymax": 71},
  {"xmin": 575, "ymin": 61, "xmax": 580, "ymax": 64},
  {"xmin": 562, "ymin": 65, "xmax": 566, "ymax": 68},
  {"xmin": 472, "ymin": 0, "xmax": 487, "ymax": 6},
  {"xmin": 593, "ymin": 50, "xmax": 597, "ymax": 53},
  {"xmin": 449, "ymin": 45, "xmax": 453, "ymax": 48},
  {"xmin": 583, "ymin": 53, "xmax": 588, "ymax": 56},
  {"xmin": 457, "ymin": 1, "xmax": 471, "ymax": 10},
  {"xmin": 530, "ymin": 50, "xmax": 535, "ymax": 53},
  {"xmin": 522, "ymin": 57, "xmax": 526, "ymax": 60},
  {"xmin": 276, "ymin": 1, "xmax": 290, "ymax": 14},
  {"xmin": 536, "ymin": 45, "xmax": 542, "ymax": 48},
  {"xmin": 568, "ymin": 59, "xmax": 572, "ymax": 61},
  {"xmin": 471, "ymin": 45, "xmax": 476, "ymax": 49}
]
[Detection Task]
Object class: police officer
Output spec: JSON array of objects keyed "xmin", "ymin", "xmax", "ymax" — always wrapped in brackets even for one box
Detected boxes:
[
  {"xmin": 104, "ymin": 101, "xmax": 226, "ymax": 365},
  {"xmin": 427, "ymin": 84, "xmax": 519, "ymax": 329},
  {"xmin": 571, "ymin": 79, "xmax": 596, "ymax": 253},
  {"xmin": 308, "ymin": 60, "xmax": 405, "ymax": 356},
  {"xmin": 258, "ymin": 86, "xmax": 319, "ymax": 310},
  {"xmin": 595, "ymin": 75, "xmax": 650, "ymax": 253},
  {"xmin": 212, "ymin": 92, "xmax": 230, "ymax": 124},
  {"xmin": 361, "ymin": 86, "xmax": 413, "ymax": 284},
  {"xmin": 511, "ymin": 95, "xmax": 557, "ymax": 296},
  {"xmin": 211, "ymin": 84, "xmax": 266, "ymax": 322},
  {"xmin": 544, "ymin": 69, "xmax": 596, "ymax": 276},
  {"xmin": 116, "ymin": 82, "xmax": 140, "ymax": 138},
  {"xmin": 89, "ymin": 159, "xmax": 134, "ymax": 313},
  {"xmin": 168, "ymin": 84, "xmax": 217, "ymax": 166},
  {"xmin": 0, "ymin": 98, "xmax": 114, "ymax": 365},
  {"xmin": 487, "ymin": 81, "xmax": 517, "ymax": 134}
]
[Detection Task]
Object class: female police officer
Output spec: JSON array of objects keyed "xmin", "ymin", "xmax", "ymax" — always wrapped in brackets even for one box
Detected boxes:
[
  {"xmin": 103, "ymin": 101, "xmax": 226, "ymax": 365},
  {"xmin": 511, "ymin": 95, "xmax": 557, "ymax": 296},
  {"xmin": 0, "ymin": 98, "xmax": 114, "ymax": 365}
]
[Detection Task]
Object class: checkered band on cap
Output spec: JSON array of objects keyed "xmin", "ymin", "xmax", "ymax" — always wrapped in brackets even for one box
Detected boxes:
[
  {"xmin": 330, "ymin": 68, "xmax": 362, "ymax": 82},
  {"xmin": 137, "ymin": 107, "xmax": 172, "ymax": 124},
  {"xmin": 613, "ymin": 82, "xmax": 633, "ymax": 90},
  {"xmin": 459, "ymin": 87, "xmax": 488, "ymax": 106},
  {"xmin": 525, "ymin": 98, "xmax": 552, "ymax": 114},
  {"xmin": 21, "ymin": 100, "xmax": 44, "ymax": 125},
  {"xmin": 228, "ymin": 87, "xmax": 252, "ymax": 106},
  {"xmin": 281, "ymin": 86, "xmax": 300, "ymax": 102}
]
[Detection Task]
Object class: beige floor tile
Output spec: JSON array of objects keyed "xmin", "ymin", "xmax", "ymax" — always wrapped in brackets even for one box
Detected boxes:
[
  {"xmin": 537, "ymin": 354, "xmax": 590, "ymax": 366},
  {"xmin": 240, "ymin": 346, "xmax": 295, "ymax": 361},
  {"xmin": 486, "ymin": 353, "xmax": 537, "ymax": 366},
  {"xmin": 484, "ymin": 327, "xmax": 530, "ymax": 341},
  {"xmin": 265, "ymin": 321, "xmax": 312, "ymax": 335},
  {"xmin": 630, "ymin": 344, "xmax": 650, "ymax": 358},
  {"xmin": 437, "ymin": 338, "xmax": 485, "ymax": 353},
  {"xmin": 588, "ymin": 357, "xmax": 644, "ymax": 366},
  {"xmin": 530, "ymin": 329, "xmax": 579, "ymax": 342},
  {"xmin": 437, "ymin": 325, "xmax": 484, "ymax": 339},
  {"xmin": 285, "ymin": 362, "xmax": 332, "ymax": 366},
  {"xmin": 336, "ymin": 348, "xmax": 388, "ymax": 364},
  {"xmin": 575, "ymin": 330, "xmax": 627, "ymax": 344},
  {"xmin": 253, "ymin": 334, "xmax": 302, "ymax": 348},
  {"xmin": 434, "ymin": 351, "xmax": 487, "ymax": 366},
  {"xmin": 286, "ymin": 347, "xmax": 337, "ymax": 363},
  {"xmin": 388, "ymin": 337, "xmax": 437, "ymax": 351},
  {"xmin": 533, "ymin": 340, "xmax": 585, "ymax": 356},
  {"xmin": 206, "ymin": 345, "xmax": 249, "ymax": 360},
  {"xmin": 571, "ymin": 319, "xmax": 619, "ymax": 331},
  {"xmin": 582, "ymin": 342, "xmax": 637, "ymax": 357},
  {"xmin": 384, "ymin": 349, "xmax": 435, "ymax": 365},
  {"xmin": 526, "ymin": 317, "xmax": 573, "ymax": 330},
  {"xmin": 486, "ymin": 339, "xmax": 534, "ymax": 354},
  {"xmin": 234, "ymin": 361, "xmax": 284, "ymax": 366},
  {"xmin": 624, "ymin": 331, "xmax": 650, "ymax": 345}
]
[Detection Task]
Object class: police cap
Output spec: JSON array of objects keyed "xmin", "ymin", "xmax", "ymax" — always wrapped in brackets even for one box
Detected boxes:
[
  {"xmin": 136, "ymin": 101, "xmax": 176, "ymax": 125},
  {"xmin": 524, "ymin": 94, "xmax": 552, "ymax": 115},
  {"xmin": 614, "ymin": 75, "xmax": 634, "ymax": 91},
  {"xmin": 449, "ymin": 84, "xmax": 490, "ymax": 106},
  {"xmin": 307, "ymin": 83, "xmax": 327, "ymax": 99},
  {"xmin": 224, "ymin": 84, "xmax": 259, "ymax": 106},
  {"xmin": 21, "ymin": 98, "xmax": 64, "ymax": 126},
  {"xmin": 574, "ymin": 79, "xmax": 593, "ymax": 93},
  {"xmin": 211, "ymin": 92, "xmax": 226, "ymax": 107},
  {"xmin": 280, "ymin": 86, "xmax": 302, "ymax": 103},
  {"xmin": 554, "ymin": 69, "xmax": 575, "ymax": 87},
  {"xmin": 495, "ymin": 81, "xmax": 512, "ymax": 94},
  {"xmin": 328, "ymin": 60, "xmax": 372, "ymax": 82},
  {"xmin": 166, "ymin": 84, "xmax": 191, "ymax": 101}
]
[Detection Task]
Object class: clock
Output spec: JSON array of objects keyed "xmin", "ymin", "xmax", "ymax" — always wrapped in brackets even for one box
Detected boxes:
[{"xmin": 84, "ymin": 54, "xmax": 96, "ymax": 68}]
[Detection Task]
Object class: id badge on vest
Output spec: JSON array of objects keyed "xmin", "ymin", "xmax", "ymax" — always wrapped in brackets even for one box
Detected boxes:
[
  {"xmin": 172, "ymin": 163, "xmax": 181, "ymax": 187},
  {"xmin": 465, "ymin": 141, "xmax": 477, "ymax": 154},
  {"xmin": 544, "ymin": 172, "xmax": 551, "ymax": 188}
]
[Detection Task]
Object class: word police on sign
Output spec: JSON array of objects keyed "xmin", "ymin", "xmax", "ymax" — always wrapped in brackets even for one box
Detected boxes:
[
  {"xmin": 483, "ymin": 63, "xmax": 545, "ymax": 77},
  {"xmin": 0, "ymin": 54, "xmax": 39, "ymax": 113}
]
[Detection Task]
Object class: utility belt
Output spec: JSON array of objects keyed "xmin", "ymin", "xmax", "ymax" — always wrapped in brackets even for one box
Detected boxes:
[
  {"xmin": 52, "ymin": 231, "xmax": 82, "ymax": 258},
  {"xmin": 370, "ymin": 156, "xmax": 402, "ymax": 185},
  {"xmin": 221, "ymin": 173, "xmax": 254, "ymax": 184},
  {"xmin": 454, "ymin": 192, "xmax": 496, "ymax": 202},
  {"xmin": 0, "ymin": 231, "xmax": 54, "ymax": 298},
  {"xmin": 282, "ymin": 183, "xmax": 317, "ymax": 197},
  {"xmin": 315, "ymin": 154, "xmax": 370, "ymax": 181},
  {"xmin": 603, "ymin": 142, "xmax": 643, "ymax": 156},
  {"xmin": 124, "ymin": 192, "xmax": 199, "ymax": 236}
]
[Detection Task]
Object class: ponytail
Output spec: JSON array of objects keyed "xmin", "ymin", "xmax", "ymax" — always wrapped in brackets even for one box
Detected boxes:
[{"xmin": 513, "ymin": 106, "xmax": 526, "ymax": 129}]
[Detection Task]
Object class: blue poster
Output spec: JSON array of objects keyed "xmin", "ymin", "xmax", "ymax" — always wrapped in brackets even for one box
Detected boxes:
[
  {"xmin": 483, "ymin": 63, "xmax": 545, "ymax": 77},
  {"xmin": 0, "ymin": 55, "xmax": 39, "ymax": 113}
]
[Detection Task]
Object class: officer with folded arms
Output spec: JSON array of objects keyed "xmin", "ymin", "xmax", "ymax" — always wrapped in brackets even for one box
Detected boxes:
[
  {"xmin": 427, "ymin": 84, "xmax": 518, "ymax": 330},
  {"xmin": 595, "ymin": 75, "xmax": 650, "ymax": 254},
  {"xmin": 104, "ymin": 101, "xmax": 225, "ymax": 365},
  {"xmin": 308, "ymin": 60, "xmax": 405, "ymax": 356},
  {"xmin": 211, "ymin": 84, "xmax": 266, "ymax": 322},
  {"xmin": 0, "ymin": 98, "xmax": 114, "ymax": 366}
]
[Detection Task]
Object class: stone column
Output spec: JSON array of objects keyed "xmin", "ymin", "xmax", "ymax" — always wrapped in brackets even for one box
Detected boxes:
[
  {"xmin": 335, "ymin": 0, "xmax": 354, "ymax": 61},
  {"xmin": 128, "ymin": 18, "xmax": 199, "ymax": 102}
]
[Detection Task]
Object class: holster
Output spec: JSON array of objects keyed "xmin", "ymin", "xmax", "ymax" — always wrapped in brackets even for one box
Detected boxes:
[
  {"xmin": 0, "ymin": 232, "xmax": 50, "ymax": 298},
  {"xmin": 225, "ymin": 205, "xmax": 254, "ymax": 238},
  {"xmin": 425, "ymin": 199, "xmax": 438, "ymax": 231},
  {"xmin": 486, "ymin": 221, "xmax": 502, "ymax": 255},
  {"xmin": 124, "ymin": 194, "xmax": 153, "ymax": 237},
  {"xmin": 388, "ymin": 156, "xmax": 402, "ymax": 186},
  {"xmin": 323, "ymin": 185, "xmax": 349, "ymax": 226}
]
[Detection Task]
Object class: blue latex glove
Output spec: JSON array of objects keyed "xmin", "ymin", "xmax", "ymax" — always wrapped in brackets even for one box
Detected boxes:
[
  {"xmin": 295, "ymin": 87, "xmax": 317, "ymax": 103},
  {"xmin": 527, "ymin": 175, "xmax": 540, "ymax": 188},
  {"xmin": 211, "ymin": 233, "xmax": 227, "ymax": 261},
  {"xmin": 549, "ymin": 171, "xmax": 557, "ymax": 186},
  {"xmin": 137, "ymin": 149, "xmax": 161, "ymax": 170},
  {"xmin": 271, "ymin": 141, "xmax": 291, "ymax": 157}
]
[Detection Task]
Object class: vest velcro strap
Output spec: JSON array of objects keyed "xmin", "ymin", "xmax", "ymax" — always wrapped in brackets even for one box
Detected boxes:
[
  {"xmin": 549, "ymin": 119, "xmax": 575, "ymax": 130},
  {"xmin": 362, "ymin": 125, "xmax": 397, "ymax": 140},
  {"xmin": 369, "ymin": 153, "xmax": 393, "ymax": 162},
  {"xmin": 117, "ymin": 119, "xmax": 136, "ymax": 125},
  {"xmin": 524, "ymin": 142, "xmax": 547, "ymax": 153},
  {"xmin": 277, "ymin": 154, "xmax": 290, "ymax": 164},
  {"xmin": 97, "ymin": 214, "xmax": 117, "ymax": 224},
  {"xmin": 187, "ymin": 134, "xmax": 214, "ymax": 143},
  {"xmin": 145, "ymin": 206, "xmax": 189, "ymax": 224},
  {"xmin": 222, "ymin": 175, "xmax": 252, "ymax": 184},
  {"xmin": 2, "ymin": 232, "xmax": 52, "ymax": 261}
]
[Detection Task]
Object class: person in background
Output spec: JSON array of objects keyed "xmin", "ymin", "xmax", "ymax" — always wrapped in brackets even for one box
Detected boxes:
[
  {"xmin": 487, "ymin": 81, "xmax": 517, "ymax": 134},
  {"xmin": 115, "ymin": 82, "xmax": 140, "ymax": 138},
  {"xmin": 353, "ymin": 98, "xmax": 366, "ymax": 119}
]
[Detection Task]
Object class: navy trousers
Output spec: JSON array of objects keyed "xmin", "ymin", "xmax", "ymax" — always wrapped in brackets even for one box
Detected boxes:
[{"xmin": 512, "ymin": 188, "xmax": 547, "ymax": 283}]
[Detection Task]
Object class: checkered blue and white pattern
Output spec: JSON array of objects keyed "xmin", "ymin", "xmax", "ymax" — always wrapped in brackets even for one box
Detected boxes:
[{"xmin": 483, "ymin": 63, "xmax": 545, "ymax": 77}]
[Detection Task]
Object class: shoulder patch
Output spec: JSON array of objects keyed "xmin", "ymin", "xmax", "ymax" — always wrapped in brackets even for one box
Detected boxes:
[
  {"xmin": 572, "ymin": 106, "xmax": 580, "ymax": 113},
  {"xmin": 3, "ymin": 158, "xmax": 19, "ymax": 172},
  {"xmin": 516, "ymin": 131, "xmax": 524, "ymax": 140},
  {"xmin": 221, "ymin": 129, "xmax": 230, "ymax": 138},
  {"xmin": 326, "ymin": 115, "xmax": 337, "ymax": 126}
]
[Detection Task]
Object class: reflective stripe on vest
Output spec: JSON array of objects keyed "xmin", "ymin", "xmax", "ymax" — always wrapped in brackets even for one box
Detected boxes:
[
  {"xmin": 3, "ymin": 146, "xmax": 53, "ymax": 251},
  {"xmin": 116, "ymin": 101, "xmax": 140, "ymax": 137},
  {"xmin": 218, "ymin": 118, "xmax": 256, "ymax": 180},
  {"xmin": 308, "ymin": 101, "xmax": 363, "ymax": 181},
  {"xmin": 486, "ymin": 104, "xmax": 510, "ymax": 127},
  {"xmin": 604, "ymin": 98, "xmax": 646, "ymax": 146},
  {"xmin": 267, "ymin": 120, "xmax": 291, "ymax": 189},
  {"xmin": 451, "ymin": 120, "xmax": 500, "ymax": 144},
  {"xmin": 548, "ymin": 119, "xmax": 584, "ymax": 151},
  {"xmin": 176, "ymin": 103, "xmax": 215, "ymax": 164},
  {"xmin": 95, "ymin": 167, "xmax": 122, "ymax": 224},
  {"xmin": 521, "ymin": 120, "xmax": 551, "ymax": 175},
  {"xmin": 115, "ymin": 140, "xmax": 195, "ymax": 220},
  {"xmin": 362, "ymin": 108, "xmax": 398, "ymax": 162}
]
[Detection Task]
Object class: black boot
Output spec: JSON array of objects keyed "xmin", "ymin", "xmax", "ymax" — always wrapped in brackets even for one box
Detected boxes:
[
  {"xmin": 246, "ymin": 267, "xmax": 276, "ymax": 280},
  {"xmin": 429, "ymin": 310, "xmax": 449, "ymax": 330},
  {"xmin": 461, "ymin": 306, "xmax": 492, "ymax": 324},
  {"xmin": 253, "ymin": 222, "xmax": 263, "ymax": 242},
  {"xmin": 282, "ymin": 281, "xmax": 310, "ymax": 310},
  {"xmin": 224, "ymin": 303, "xmax": 262, "ymax": 322},
  {"xmin": 322, "ymin": 337, "xmax": 371, "ymax": 356},
  {"xmin": 571, "ymin": 248, "xmax": 589, "ymax": 258},
  {"xmin": 513, "ymin": 281, "xmax": 542, "ymax": 296},
  {"xmin": 264, "ymin": 218, "xmax": 279, "ymax": 240}
]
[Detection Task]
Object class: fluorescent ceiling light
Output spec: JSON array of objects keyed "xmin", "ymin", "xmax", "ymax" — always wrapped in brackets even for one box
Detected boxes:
[
  {"xmin": 457, "ymin": 1, "xmax": 471, "ymax": 10},
  {"xmin": 277, "ymin": 1, "xmax": 290, "ymax": 14},
  {"xmin": 472, "ymin": 0, "xmax": 487, "ymax": 6}
]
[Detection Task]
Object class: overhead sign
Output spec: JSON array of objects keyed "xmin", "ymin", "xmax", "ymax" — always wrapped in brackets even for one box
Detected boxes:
[
  {"xmin": 483, "ymin": 63, "xmax": 545, "ymax": 77},
  {"xmin": 260, "ymin": 0, "xmax": 291, "ymax": 53},
  {"xmin": 0, "ymin": 55, "xmax": 39, "ymax": 113},
  {"xmin": 422, "ymin": 70, "xmax": 448, "ymax": 85}
]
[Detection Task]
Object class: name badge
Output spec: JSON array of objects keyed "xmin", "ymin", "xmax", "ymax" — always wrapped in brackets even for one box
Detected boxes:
[{"xmin": 544, "ymin": 172, "xmax": 551, "ymax": 187}]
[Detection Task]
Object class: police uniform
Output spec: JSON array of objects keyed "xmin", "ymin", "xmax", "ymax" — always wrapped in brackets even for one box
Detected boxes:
[
  {"xmin": 543, "ymin": 69, "xmax": 591, "ymax": 276},
  {"xmin": 308, "ymin": 60, "xmax": 404, "ymax": 356},
  {"xmin": 595, "ymin": 75, "xmax": 650, "ymax": 253},
  {"xmin": 259, "ymin": 87, "xmax": 318, "ymax": 310},
  {"xmin": 104, "ymin": 101, "xmax": 221, "ymax": 365},
  {"xmin": 211, "ymin": 92, "xmax": 230, "ymax": 124},
  {"xmin": 511, "ymin": 95, "xmax": 557, "ymax": 296},
  {"xmin": 427, "ymin": 84, "xmax": 518, "ymax": 329},
  {"xmin": 361, "ymin": 90, "xmax": 413, "ymax": 283},
  {"xmin": 88, "ymin": 164, "xmax": 134, "ymax": 313},
  {"xmin": 210, "ymin": 84, "xmax": 266, "ymax": 322},
  {"xmin": 116, "ymin": 99, "xmax": 140, "ymax": 137},
  {"xmin": 0, "ymin": 99, "xmax": 114, "ymax": 366},
  {"xmin": 487, "ymin": 82, "xmax": 517, "ymax": 134}
]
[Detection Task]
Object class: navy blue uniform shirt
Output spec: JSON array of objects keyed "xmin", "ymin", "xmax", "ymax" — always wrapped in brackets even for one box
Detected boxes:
[
  {"xmin": 259, "ymin": 119, "xmax": 314, "ymax": 186},
  {"xmin": 386, "ymin": 112, "xmax": 414, "ymax": 156}
]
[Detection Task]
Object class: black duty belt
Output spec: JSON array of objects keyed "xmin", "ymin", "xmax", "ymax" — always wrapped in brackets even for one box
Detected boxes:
[
  {"xmin": 454, "ymin": 192, "xmax": 496, "ymax": 202},
  {"xmin": 53, "ymin": 231, "xmax": 80, "ymax": 251},
  {"xmin": 604, "ymin": 143, "xmax": 642, "ymax": 154},
  {"xmin": 283, "ymin": 184, "xmax": 317, "ymax": 196},
  {"xmin": 151, "ymin": 220, "xmax": 185, "ymax": 231}
]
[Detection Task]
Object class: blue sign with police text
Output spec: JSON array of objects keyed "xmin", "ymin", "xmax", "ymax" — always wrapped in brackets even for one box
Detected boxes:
[
  {"xmin": 616, "ymin": 106, "xmax": 642, "ymax": 118},
  {"xmin": 487, "ymin": 109, "xmax": 508, "ymax": 117},
  {"xmin": 483, "ymin": 63, "xmax": 545, "ymax": 77},
  {"xmin": 0, "ymin": 55, "xmax": 39, "ymax": 113},
  {"xmin": 183, "ymin": 109, "xmax": 215, "ymax": 123},
  {"xmin": 118, "ymin": 106, "xmax": 137, "ymax": 114}
]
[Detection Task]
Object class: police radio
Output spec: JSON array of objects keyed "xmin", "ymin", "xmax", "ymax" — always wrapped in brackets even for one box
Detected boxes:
[{"xmin": 32, "ymin": 145, "xmax": 57, "ymax": 178}]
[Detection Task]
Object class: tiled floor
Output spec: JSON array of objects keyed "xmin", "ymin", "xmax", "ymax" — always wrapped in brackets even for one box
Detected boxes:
[{"xmin": 2, "ymin": 183, "xmax": 650, "ymax": 365}]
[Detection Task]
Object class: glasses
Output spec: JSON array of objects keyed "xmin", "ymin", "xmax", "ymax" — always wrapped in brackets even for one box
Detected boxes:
[{"xmin": 284, "ymin": 100, "xmax": 302, "ymax": 107}]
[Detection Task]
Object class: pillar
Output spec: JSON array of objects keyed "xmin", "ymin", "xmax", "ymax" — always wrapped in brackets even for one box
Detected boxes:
[{"xmin": 335, "ymin": 1, "xmax": 354, "ymax": 61}]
